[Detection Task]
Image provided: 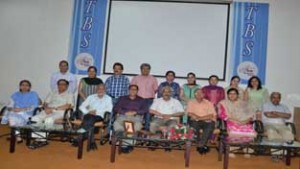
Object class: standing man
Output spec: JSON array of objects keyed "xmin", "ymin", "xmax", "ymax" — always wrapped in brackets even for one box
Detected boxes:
[
  {"xmin": 105, "ymin": 62, "xmax": 130, "ymax": 105},
  {"xmin": 131, "ymin": 63, "xmax": 158, "ymax": 130},
  {"xmin": 187, "ymin": 88, "xmax": 216, "ymax": 154},
  {"xmin": 50, "ymin": 60, "xmax": 77, "ymax": 94}
]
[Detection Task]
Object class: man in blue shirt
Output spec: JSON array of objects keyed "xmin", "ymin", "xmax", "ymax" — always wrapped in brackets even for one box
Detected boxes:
[{"xmin": 105, "ymin": 62, "xmax": 130, "ymax": 105}]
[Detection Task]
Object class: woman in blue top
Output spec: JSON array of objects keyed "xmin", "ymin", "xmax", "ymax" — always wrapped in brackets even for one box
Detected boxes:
[{"xmin": 1, "ymin": 80, "xmax": 40, "ymax": 127}]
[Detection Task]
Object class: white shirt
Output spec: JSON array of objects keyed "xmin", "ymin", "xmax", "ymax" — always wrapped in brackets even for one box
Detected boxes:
[
  {"xmin": 50, "ymin": 72, "xmax": 77, "ymax": 94},
  {"xmin": 150, "ymin": 98, "xmax": 184, "ymax": 118},
  {"xmin": 262, "ymin": 102, "xmax": 291, "ymax": 125},
  {"xmin": 79, "ymin": 94, "xmax": 113, "ymax": 118}
]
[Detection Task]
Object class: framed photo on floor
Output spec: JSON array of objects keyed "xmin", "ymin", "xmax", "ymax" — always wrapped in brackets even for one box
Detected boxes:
[{"xmin": 124, "ymin": 121, "xmax": 135, "ymax": 136}]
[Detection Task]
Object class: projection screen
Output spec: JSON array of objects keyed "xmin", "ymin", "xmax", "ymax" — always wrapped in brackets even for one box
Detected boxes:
[{"xmin": 104, "ymin": 0, "xmax": 230, "ymax": 80}]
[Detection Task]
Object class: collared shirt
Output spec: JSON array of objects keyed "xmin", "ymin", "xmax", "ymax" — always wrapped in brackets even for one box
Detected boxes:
[
  {"xmin": 105, "ymin": 75, "xmax": 129, "ymax": 98},
  {"xmin": 262, "ymin": 102, "xmax": 291, "ymax": 125},
  {"xmin": 50, "ymin": 72, "xmax": 77, "ymax": 94},
  {"xmin": 45, "ymin": 91, "xmax": 74, "ymax": 108},
  {"xmin": 202, "ymin": 85, "xmax": 225, "ymax": 106},
  {"xmin": 131, "ymin": 75, "xmax": 158, "ymax": 99},
  {"xmin": 79, "ymin": 94, "xmax": 113, "ymax": 118},
  {"xmin": 186, "ymin": 99, "xmax": 216, "ymax": 121},
  {"xmin": 150, "ymin": 98, "xmax": 184, "ymax": 116},
  {"xmin": 113, "ymin": 96, "xmax": 147, "ymax": 115},
  {"xmin": 157, "ymin": 81, "xmax": 180, "ymax": 100}
]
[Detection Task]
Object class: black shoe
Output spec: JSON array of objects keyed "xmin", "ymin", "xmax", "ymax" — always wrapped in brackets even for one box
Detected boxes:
[
  {"xmin": 121, "ymin": 146, "xmax": 133, "ymax": 154},
  {"xmin": 203, "ymin": 146, "xmax": 210, "ymax": 153},
  {"xmin": 121, "ymin": 146, "xmax": 130, "ymax": 154},
  {"xmin": 71, "ymin": 139, "xmax": 79, "ymax": 147},
  {"xmin": 164, "ymin": 142, "xmax": 172, "ymax": 152},
  {"xmin": 197, "ymin": 146, "xmax": 209, "ymax": 155},
  {"xmin": 128, "ymin": 146, "xmax": 134, "ymax": 152},
  {"xmin": 197, "ymin": 147, "xmax": 205, "ymax": 155},
  {"xmin": 89, "ymin": 142, "xmax": 98, "ymax": 150}
]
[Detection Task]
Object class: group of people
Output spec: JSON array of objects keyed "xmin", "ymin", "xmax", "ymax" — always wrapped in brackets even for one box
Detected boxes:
[{"xmin": 1, "ymin": 60, "xmax": 294, "ymax": 154}]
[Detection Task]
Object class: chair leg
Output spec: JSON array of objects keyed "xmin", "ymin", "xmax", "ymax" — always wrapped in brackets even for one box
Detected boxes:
[{"xmin": 99, "ymin": 128, "xmax": 109, "ymax": 145}]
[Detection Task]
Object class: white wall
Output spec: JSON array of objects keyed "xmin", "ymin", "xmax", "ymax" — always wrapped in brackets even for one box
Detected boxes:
[
  {"xmin": 0, "ymin": 0, "xmax": 73, "ymax": 104},
  {"xmin": 0, "ymin": 0, "xmax": 299, "ymax": 105}
]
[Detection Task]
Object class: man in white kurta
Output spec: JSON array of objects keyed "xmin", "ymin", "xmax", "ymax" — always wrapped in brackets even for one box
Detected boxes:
[
  {"xmin": 28, "ymin": 79, "xmax": 74, "ymax": 149},
  {"xmin": 32, "ymin": 79, "xmax": 74, "ymax": 124}
]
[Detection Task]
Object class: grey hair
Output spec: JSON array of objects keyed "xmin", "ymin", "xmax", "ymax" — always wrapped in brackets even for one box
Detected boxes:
[
  {"xmin": 270, "ymin": 92, "xmax": 281, "ymax": 99},
  {"xmin": 161, "ymin": 86, "xmax": 173, "ymax": 94},
  {"xmin": 194, "ymin": 88, "xmax": 203, "ymax": 95}
]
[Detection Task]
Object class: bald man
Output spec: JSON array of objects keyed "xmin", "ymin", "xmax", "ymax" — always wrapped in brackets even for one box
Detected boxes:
[{"xmin": 262, "ymin": 92, "xmax": 294, "ymax": 142}]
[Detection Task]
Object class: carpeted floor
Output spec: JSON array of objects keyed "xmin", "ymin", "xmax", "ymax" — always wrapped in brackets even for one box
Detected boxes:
[{"xmin": 0, "ymin": 126, "xmax": 299, "ymax": 169}]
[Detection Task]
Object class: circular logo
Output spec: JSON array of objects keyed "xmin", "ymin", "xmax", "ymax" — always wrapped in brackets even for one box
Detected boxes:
[
  {"xmin": 237, "ymin": 61, "xmax": 258, "ymax": 80},
  {"xmin": 74, "ymin": 53, "xmax": 94, "ymax": 71}
]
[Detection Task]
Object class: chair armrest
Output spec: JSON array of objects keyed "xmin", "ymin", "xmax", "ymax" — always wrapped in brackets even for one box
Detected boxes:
[
  {"xmin": 64, "ymin": 108, "xmax": 74, "ymax": 121},
  {"xmin": 27, "ymin": 107, "xmax": 44, "ymax": 124},
  {"xmin": 32, "ymin": 107, "xmax": 43, "ymax": 116},
  {"xmin": 286, "ymin": 122, "xmax": 296, "ymax": 135},
  {"xmin": 0, "ymin": 106, "xmax": 7, "ymax": 116},
  {"xmin": 103, "ymin": 111, "xmax": 111, "ymax": 125},
  {"xmin": 253, "ymin": 120, "xmax": 264, "ymax": 134}
]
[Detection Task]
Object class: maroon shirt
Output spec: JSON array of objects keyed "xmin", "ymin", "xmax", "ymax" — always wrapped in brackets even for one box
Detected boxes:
[{"xmin": 113, "ymin": 95, "xmax": 148, "ymax": 115}]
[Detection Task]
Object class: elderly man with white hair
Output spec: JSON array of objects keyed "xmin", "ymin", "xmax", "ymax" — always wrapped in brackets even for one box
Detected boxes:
[{"xmin": 149, "ymin": 86, "xmax": 184, "ymax": 134}]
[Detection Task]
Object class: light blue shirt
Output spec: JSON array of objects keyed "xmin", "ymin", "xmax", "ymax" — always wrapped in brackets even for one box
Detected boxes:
[{"xmin": 79, "ymin": 94, "xmax": 113, "ymax": 118}]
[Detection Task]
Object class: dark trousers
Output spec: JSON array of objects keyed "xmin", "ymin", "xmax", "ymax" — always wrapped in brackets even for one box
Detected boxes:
[
  {"xmin": 144, "ymin": 98, "xmax": 154, "ymax": 131},
  {"xmin": 189, "ymin": 120, "xmax": 215, "ymax": 146},
  {"xmin": 82, "ymin": 114, "xmax": 103, "ymax": 135}
]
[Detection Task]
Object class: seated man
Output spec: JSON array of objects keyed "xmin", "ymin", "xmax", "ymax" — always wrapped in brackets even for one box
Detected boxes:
[
  {"xmin": 113, "ymin": 84, "xmax": 148, "ymax": 153},
  {"xmin": 78, "ymin": 84, "xmax": 113, "ymax": 148},
  {"xmin": 29, "ymin": 79, "xmax": 74, "ymax": 149},
  {"xmin": 149, "ymin": 86, "xmax": 184, "ymax": 134},
  {"xmin": 186, "ymin": 88, "xmax": 216, "ymax": 154},
  {"xmin": 262, "ymin": 92, "xmax": 294, "ymax": 142}
]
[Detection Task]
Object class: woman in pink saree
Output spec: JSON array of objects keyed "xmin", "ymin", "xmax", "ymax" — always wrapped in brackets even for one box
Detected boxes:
[{"xmin": 219, "ymin": 88, "xmax": 256, "ymax": 142}]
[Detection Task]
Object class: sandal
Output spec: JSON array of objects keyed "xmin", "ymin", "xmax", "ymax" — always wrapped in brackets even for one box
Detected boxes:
[
  {"xmin": 28, "ymin": 141, "xmax": 48, "ymax": 149},
  {"xmin": 17, "ymin": 137, "xmax": 23, "ymax": 144}
]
